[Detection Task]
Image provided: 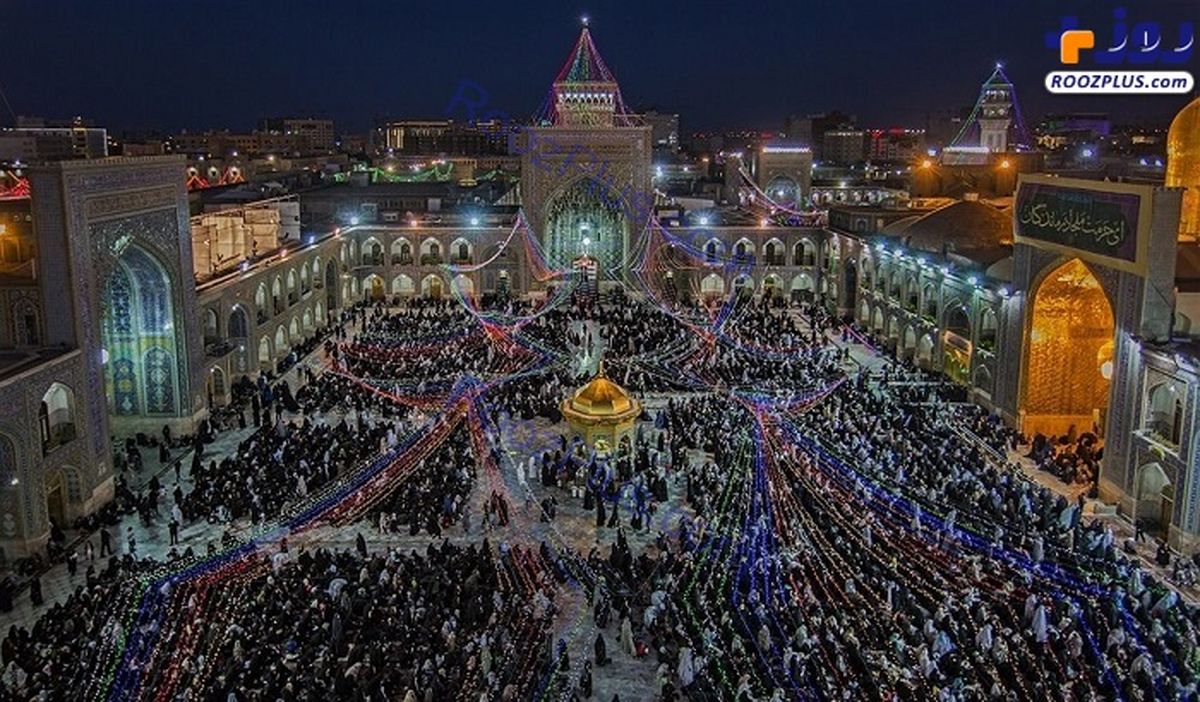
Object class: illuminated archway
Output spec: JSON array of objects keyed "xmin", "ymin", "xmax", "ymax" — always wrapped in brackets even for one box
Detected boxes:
[
  {"xmin": 421, "ymin": 274, "xmax": 445, "ymax": 299},
  {"xmin": 544, "ymin": 178, "xmax": 628, "ymax": 276},
  {"xmin": 700, "ymin": 273, "xmax": 725, "ymax": 298},
  {"xmin": 764, "ymin": 175, "xmax": 801, "ymax": 207},
  {"xmin": 1023, "ymin": 258, "xmax": 1114, "ymax": 436},
  {"xmin": 365, "ymin": 274, "xmax": 386, "ymax": 302},
  {"xmin": 101, "ymin": 245, "xmax": 180, "ymax": 417}
]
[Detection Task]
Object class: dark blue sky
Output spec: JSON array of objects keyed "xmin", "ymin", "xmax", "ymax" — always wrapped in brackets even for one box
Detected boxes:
[{"xmin": 1, "ymin": 0, "xmax": 1194, "ymax": 133}]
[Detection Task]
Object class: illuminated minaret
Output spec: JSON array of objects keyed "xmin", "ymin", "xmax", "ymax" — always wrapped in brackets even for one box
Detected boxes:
[
  {"xmin": 978, "ymin": 65, "xmax": 1013, "ymax": 152},
  {"xmin": 949, "ymin": 64, "xmax": 1030, "ymax": 154},
  {"xmin": 547, "ymin": 20, "xmax": 630, "ymax": 128}
]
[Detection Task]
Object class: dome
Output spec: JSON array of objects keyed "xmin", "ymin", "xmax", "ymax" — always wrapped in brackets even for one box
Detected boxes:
[
  {"xmin": 878, "ymin": 215, "xmax": 921, "ymax": 237},
  {"xmin": 901, "ymin": 200, "xmax": 1013, "ymax": 266},
  {"xmin": 1166, "ymin": 96, "xmax": 1200, "ymax": 242},
  {"xmin": 564, "ymin": 361, "xmax": 639, "ymax": 418}
]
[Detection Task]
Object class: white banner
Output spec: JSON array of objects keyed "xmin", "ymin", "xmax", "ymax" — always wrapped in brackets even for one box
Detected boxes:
[{"xmin": 1045, "ymin": 71, "xmax": 1194, "ymax": 94}]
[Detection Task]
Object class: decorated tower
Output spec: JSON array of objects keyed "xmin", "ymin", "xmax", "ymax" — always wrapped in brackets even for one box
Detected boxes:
[
  {"xmin": 518, "ymin": 21, "xmax": 652, "ymax": 286},
  {"xmin": 978, "ymin": 68, "xmax": 1013, "ymax": 152},
  {"xmin": 548, "ymin": 23, "xmax": 627, "ymax": 128},
  {"xmin": 947, "ymin": 64, "xmax": 1032, "ymax": 159}
]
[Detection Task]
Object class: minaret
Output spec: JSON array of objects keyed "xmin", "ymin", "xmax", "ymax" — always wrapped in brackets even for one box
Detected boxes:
[
  {"xmin": 548, "ymin": 20, "xmax": 629, "ymax": 128},
  {"xmin": 978, "ymin": 65, "xmax": 1013, "ymax": 152}
]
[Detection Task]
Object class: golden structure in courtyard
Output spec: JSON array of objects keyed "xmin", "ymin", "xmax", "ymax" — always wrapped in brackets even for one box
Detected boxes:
[
  {"xmin": 1166, "ymin": 96, "xmax": 1200, "ymax": 242},
  {"xmin": 561, "ymin": 360, "xmax": 641, "ymax": 453},
  {"xmin": 1024, "ymin": 258, "xmax": 1114, "ymax": 437}
]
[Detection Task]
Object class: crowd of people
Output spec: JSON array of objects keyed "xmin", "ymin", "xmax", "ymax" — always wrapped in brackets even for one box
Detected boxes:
[{"xmin": 1, "ymin": 290, "xmax": 1197, "ymax": 702}]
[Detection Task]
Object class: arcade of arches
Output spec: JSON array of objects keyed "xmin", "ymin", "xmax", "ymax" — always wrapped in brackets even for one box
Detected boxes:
[{"xmin": 1023, "ymin": 259, "xmax": 1115, "ymax": 437}]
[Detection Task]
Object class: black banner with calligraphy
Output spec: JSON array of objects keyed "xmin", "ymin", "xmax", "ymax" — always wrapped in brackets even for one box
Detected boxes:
[{"xmin": 1015, "ymin": 183, "xmax": 1140, "ymax": 264}]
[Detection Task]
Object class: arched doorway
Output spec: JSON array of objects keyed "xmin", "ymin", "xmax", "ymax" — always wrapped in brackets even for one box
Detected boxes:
[
  {"xmin": 422, "ymin": 274, "xmax": 445, "ymax": 299},
  {"xmin": 762, "ymin": 274, "xmax": 781, "ymax": 299},
  {"xmin": 763, "ymin": 239, "xmax": 784, "ymax": 266},
  {"xmin": 392, "ymin": 274, "xmax": 415, "ymax": 297},
  {"xmin": 700, "ymin": 273, "xmax": 725, "ymax": 299},
  {"xmin": 732, "ymin": 274, "xmax": 753, "ymax": 298},
  {"xmin": 791, "ymin": 273, "xmax": 814, "ymax": 303},
  {"xmin": 1134, "ymin": 462, "xmax": 1173, "ymax": 540},
  {"xmin": 452, "ymin": 274, "xmax": 475, "ymax": 298},
  {"xmin": 544, "ymin": 178, "xmax": 628, "ymax": 276},
  {"xmin": 258, "ymin": 337, "xmax": 272, "ymax": 369},
  {"xmin": 366, "ymin": 275, "xmax": 386, "ymax": 302},
  {"xmin": 901, "ymin": 325, "xmax": 918, "ymax": 359},
  {"xmin": 40, "ymin": 383, "xmax": 77, "ymax": 453},
  {"xmin": 765, "ymin": 175, "xmax": 801, "ymax": 207},
  {"xmin": 228, "ymin": 306, "xmax": 248, "ymax": 339},
  {"xmin": 885, "ymin": 316, "xmax": 900, "ymax": 348},
  {"xmin": 1146, "ymin": 382, "xmax": 1185, "ymax": 446},
  {"xmin": 325, "ymin": 260, "xmax": 338, "ymax": 312},
  {"xmin": 391, "ymin": 238, "xmax": 412, "ymax": 265},
  {"xmin": 45, "ymin": 470, "xmax": 65, "ymax": 528},
  {"xmin": 101, "ymin": 245, "xmax": 180, "ymax": 418},
  {"xmin": 942, "ymin": 305, "xmax": 973, "ymax": 385},
  {"xmin": 843, "ymin": 260, "xmax": 858, "ymax": 311},
  {"xmin": 1023, "ymin": 259, "xmax": 1114, "ymax": 437},
  {"xmin": 916, "ymin": 334, "xmax": 935, "ymax": 369}
]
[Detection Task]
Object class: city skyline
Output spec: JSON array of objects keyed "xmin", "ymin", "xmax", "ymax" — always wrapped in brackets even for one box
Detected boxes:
[{"xmin": 1, "ymin": 0, "xmax": 1194, "ymax": 134}]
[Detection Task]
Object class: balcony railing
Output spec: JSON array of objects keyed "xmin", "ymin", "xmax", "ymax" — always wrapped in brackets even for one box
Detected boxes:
[
  {"xmin": 206, "ymin": 340, "xmax": 237, "ymax": 358},
  {"xmin": 392, "ymin": 254, "xmax": 414, "ymax": 265},
  {"xmin": 421, "ymin": 254, "xmax": 444, "ymax": 266}
]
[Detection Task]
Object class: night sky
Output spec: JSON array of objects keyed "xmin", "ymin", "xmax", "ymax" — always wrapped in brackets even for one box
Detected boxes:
[{"xmin": 1, "ymin": 0, "xmax": 1195, "ymax": 134}]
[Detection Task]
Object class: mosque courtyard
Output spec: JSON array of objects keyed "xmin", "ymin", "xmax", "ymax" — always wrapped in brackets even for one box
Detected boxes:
[{"xmin": 3, "ymin": 283, "xmax": 1197, "ymax": 701}]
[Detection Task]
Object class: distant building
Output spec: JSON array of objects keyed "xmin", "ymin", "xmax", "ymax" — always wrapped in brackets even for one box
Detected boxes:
[
  {"xmin": 261, "ymin": 117, "xmax": 336, "ymax": 151},
  {"xmin": 823, "ymin": 130, "xmax": 866, "ymax": 165},
  {"xmin": 785, "ymin": 111, "xmax": 856, "ymax": 160},
  {"xmin": 0, "ymin": 118, "xmax": 108, "ymax": 162},
  {"xmin": 170, "ymin": 130, "xmax": 317, "ymax": 158},
  {"xmin": 377, "ymin": 120, "xmax": 507, "ymax": 156},
  {"xmin": 751, "ymin": 143, "xmax": 813, "ymax": 205},
  {"xmin": 643, "ymin": 111, "xmax": 679, "ymax": 151},
  {"xmin": 867, "ymin": 129, "xmax": 925, "ymax": 163},
  {"xmin": 1036, "ymin": 113, "xmax": 1112, "ymax": 150}
]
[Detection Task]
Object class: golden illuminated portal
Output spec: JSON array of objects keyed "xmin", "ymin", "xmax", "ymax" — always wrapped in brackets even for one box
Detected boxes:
[
  {"xmin": 1024, "ymin": 259, "xmax": 1114, "ymax": 437},
  {"xmin": 1166, "ymin": 96, "xmax": 1200, "ymax": 242}
]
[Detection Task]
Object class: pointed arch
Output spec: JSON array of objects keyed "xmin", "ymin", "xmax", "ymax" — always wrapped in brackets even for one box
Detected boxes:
[
  {"xmin": 257, "ymin": 336, "xmax": 272, "ymax": 367},
  {"xmin": 421, "ymin": 274, "xmax": 445, "ymax": 299},
  {"xmin": 452, "ymin": 273, "xmax": 475, "ymax": 296},
  {"xmin": 228, "ymin": 305, "xmax": 249, "ymax": 339},
  {"xmin": 102, "ymin": 244, "xmax": 180, "ymax": 418},
  {"xmin": 40, "ymin": 382, "xmax": 77, "ymax": 452},
  {"xmin": 703, "ymin": 238, "xmax": 724, "ymax": 266},
  {"xmin": 391, "ymin": 237, "xmax": 413, "ymax": 265},
  {"xmin": 362, "ymin": 236, "xmax": 384, "ymax": 265},
  {"xmin": 451, "ymin": 238, "xmax": 473, "ymax": 264},
  {"xmin": 392, "ymin": 274, "xmax": 415, "ymax": 296},
  {"xmin": 763, "ymin": 238, "xmax": 784, "ymax": 266},
  {"xmin": 700, "ymin": 273, "xmax": 725, "ymax": 297}
]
